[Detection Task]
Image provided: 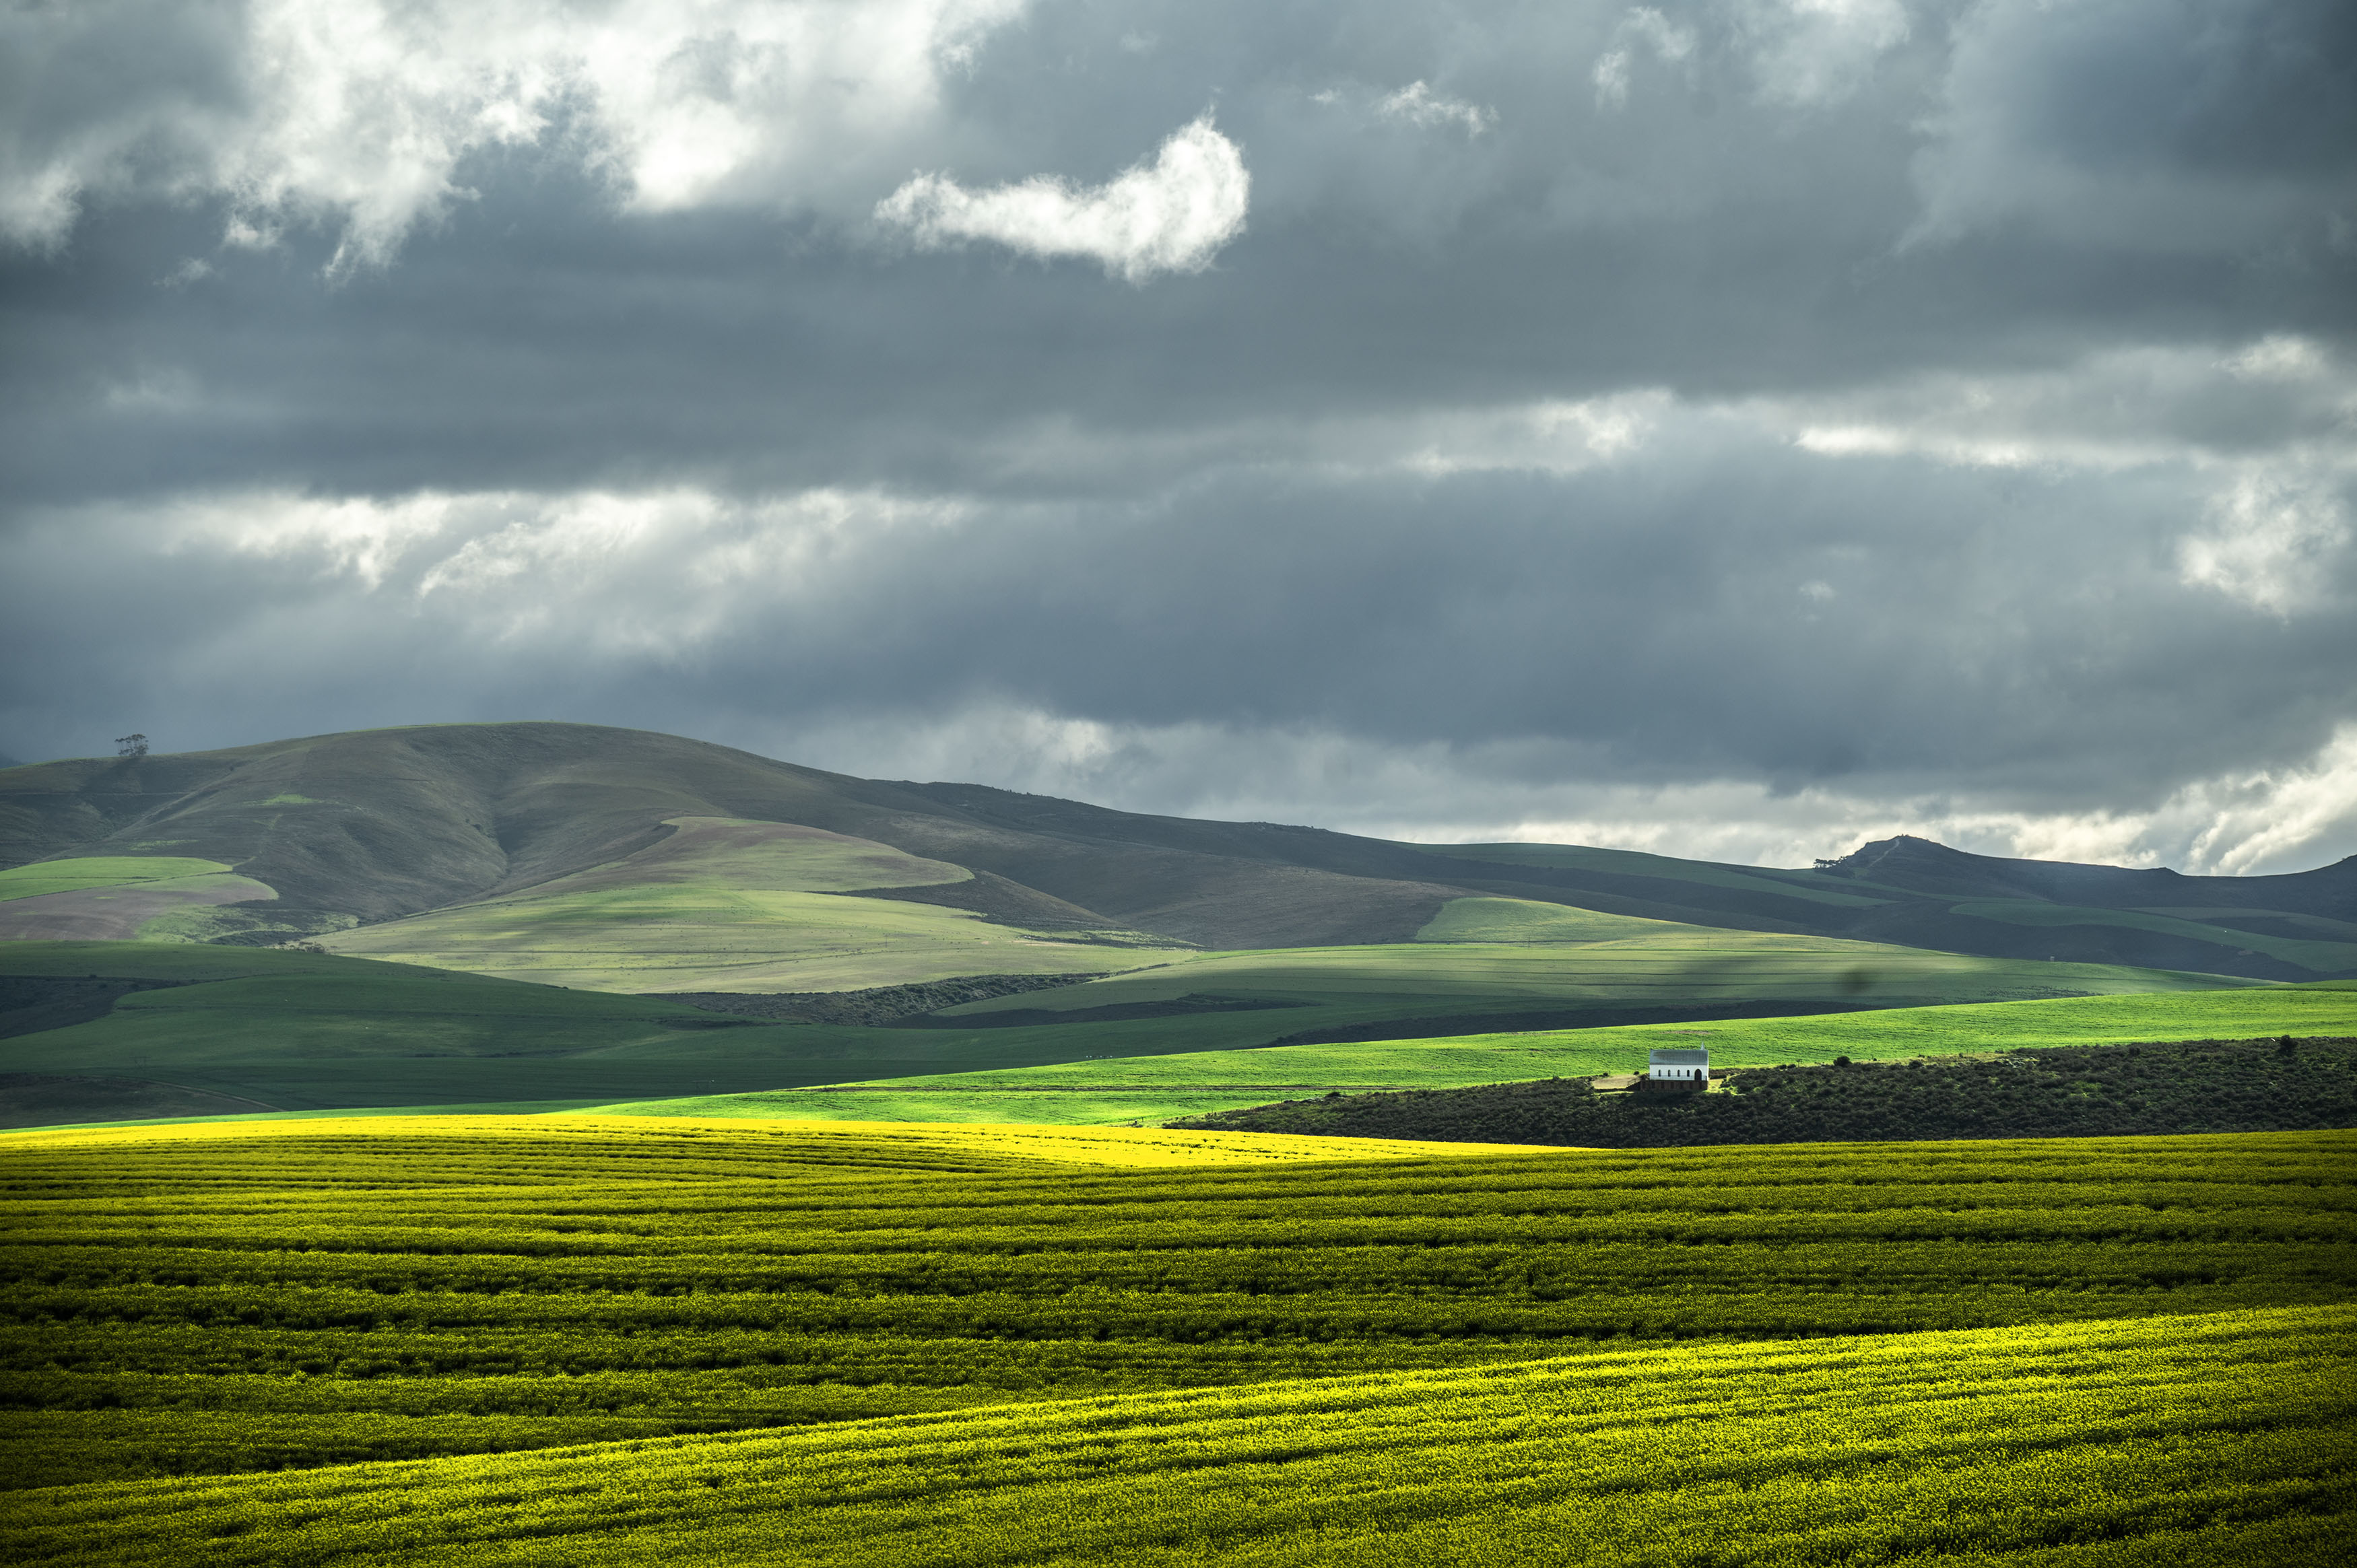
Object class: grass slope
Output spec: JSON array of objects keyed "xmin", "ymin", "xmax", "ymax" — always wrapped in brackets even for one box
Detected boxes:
[
  {"xmin": 1409, "ymin": 836, "xmax": 2357, "ymax": 980},
  {"xmin": 5, "ymin": 945, "xmax": 1388, "ymax": 1116},
  {"xmin": 0, "ymin": 723, "xmax": 1471, "ymax": 953},
  {"xmin": 4, "ymin": 935, "xmax": 2252, "ymax": 1122},
  {"xmin": 933, "ymin": 932, "xmax": 2238, "ymax": 1021},
  {"xmin": 0, "ymin": 944, "xmax": 844, "ymax": 1112},
  {"xmin": 10, "ymin": 721, "xmax": 2352, "ymax": 977},
  {"xmin": 317, "ymin": 815, "xmax": 1187, "ymax": 992},
  {"xmin": 1409, "ymin": 896, "xmax": 1708, "ymax": 942},
  {"xmin": 814, "ymin": 930, "xmax": 2260, "ymax": 1081},
  {"xmin": 323, "ymin": 886, "xmax": 1176, "ymax": 993},
  {"xmin": 614, "ymin": 983, "xmax": 2355, "ymax": 1126},
  {"xmin": 1950, "ymin": 897, "xmax": 2357, "ymax": 974},
  {"xmin": 1426, "ymin": 842, "xmax": 1891, "ymax": 908},
  {"xmin": 1176, "ymin": 1035, "xmax": 2357, "ymax": 1147},
  {"xmin": 0, "ymin": 855, "xmax": 281, "ymax": 944},
  {"xmin": 0, "ymin": 858, "xmax": 236, "ymax": 901}
]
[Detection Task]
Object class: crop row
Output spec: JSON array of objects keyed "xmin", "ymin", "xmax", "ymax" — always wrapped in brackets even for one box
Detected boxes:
[
  {"xmin": 7, "ymin": 1134, "xmax": 2344, "ymax": 1214},
  {"xmin": 2, "ymin": 1126, "xmax": 2350, "ymax": 1489},
  {"xmin": 4, "ymin": 1306, "xmax": 2348, "ymax": 1567},
  {"xmin": 5, "ymin": 1237, "xmax": 2336, "ymax": 1322},
  {"xmin": 0, "ymin": 1126, "xmax": 1035, "ymax": 1198}
]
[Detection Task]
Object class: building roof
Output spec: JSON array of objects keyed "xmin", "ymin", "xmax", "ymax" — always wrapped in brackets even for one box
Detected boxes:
[{"xmin": 1649, "ymin": 1048, "xmax": 1710, "ymax": 1066}]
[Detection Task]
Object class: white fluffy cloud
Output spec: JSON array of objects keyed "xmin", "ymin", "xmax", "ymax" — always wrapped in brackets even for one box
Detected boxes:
[
  {"xmin": 1758, "ymin": 339, "xmax": 2357, "ymax": 633},
  {"xmin": 2178, "ymin": 476, "xmax": 2353, "ymax": 619},
  {"xmin": 0, "ymin": 0, "xmax": 1028, "ymax": 267},
  {"xmin": 1593, "ymin": 7, "xmax": 1697, "ymax": 112},
  {"xmin": 874, "ymin": 115, "xmax": 1249, "ymax": 281},
  {"xmin": 1376, "ymin": 83, "xmax": 1494, "ymax": 136},
  {"xmin": 1738, "ymin": 0, "xmax": 1910, "ymax": 108},
  {"xmin": 1774, "ymin": 336, "xmax": 2357, "ymax": 473}
]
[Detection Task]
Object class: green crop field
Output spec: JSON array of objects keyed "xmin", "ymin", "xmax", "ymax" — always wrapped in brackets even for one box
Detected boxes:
[
  {"xmin": 324, "ymin": 885, "xmax": 1168, "ymax": 992},
  {"xmin": 935, "ymin": 931, "xmax": 2243, "ymax": 1019},
  {"xmin": 517, "ymin": 817, "xmax": 981, "ymax": 896},
  {"xmin": 611, "ymin": 982, "xmax": 2357, "ymax": 1126},
  {"xmin": 6, "ymin": 932, "xmax": 2260, "ymax": 1121},
  {"xmin": 0, "ymin": 856, "xmax": 281, "ymax": 944},
  {"xmin": 0, "ymin": 1117, "xmax": 2349, "ymax": 1563},
  {"xmin": 1408, "ymin": 896, "xmax": 1709, "ymax": 942},
  {"xmin": 0, "ymin": 943, "xmax": 875, "ymax": 1110},
  {"xmin": 318, "ymin": 815, "xmax": 1188, "ymax": 992},
  {"xmin": 7, "ymin": 1308, "xmax": 2346, "ymax": 1567},
  {"xmin": 4, "ymin": 944, "xmax": 1383, "ymax": 1114},
  {"xmin": 777, "ymin": 930, "xmax": 2261, "ymax": 1103},
  {"xmin": 0, "ymin": 858, "xmax": 239, "ymax": 902}
]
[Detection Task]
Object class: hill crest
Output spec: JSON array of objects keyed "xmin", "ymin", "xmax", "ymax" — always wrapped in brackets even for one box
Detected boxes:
[{"xmin": 2, "ymin": 722, "xmax": 2352, "ymax": 981}]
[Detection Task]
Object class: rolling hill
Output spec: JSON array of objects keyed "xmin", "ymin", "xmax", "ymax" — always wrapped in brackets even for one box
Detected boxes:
[
  {"xmin": 0, "ymin": 934, "xmax": 2261, "ymax": 1123},
  {"xmin": 1, "ymin": 722, "xmax": 2350, "ymax": 1124},
  {"xmin": 607, "ymin": 982, "xmax": 2357, "ymax": 1128},
  {"xmin": 1, "ymin": 722, "xmax": 2351, "ymax": 985}
]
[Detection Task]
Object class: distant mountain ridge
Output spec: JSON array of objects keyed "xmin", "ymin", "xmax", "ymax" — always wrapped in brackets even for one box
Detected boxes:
[
  {"xmin": 1819, "ymin": 833, "xmax": 2350, "ymax": 910},
  {"xmin": 1, "ymin": 722, "xmax": 2352, "ymax": 981}
]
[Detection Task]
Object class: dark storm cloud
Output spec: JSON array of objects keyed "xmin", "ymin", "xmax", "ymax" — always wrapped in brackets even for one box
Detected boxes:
[
  {"xmin": 6, "ymin": 403, "xmax": 2348, "ymax": 795},
  {"xmin": 1, "ymin": 0, "xmax": 2353, "ymax": 870},
  {"xmin": 5, "ymin": 0, "xmax": 2350, "ymax": 505}
]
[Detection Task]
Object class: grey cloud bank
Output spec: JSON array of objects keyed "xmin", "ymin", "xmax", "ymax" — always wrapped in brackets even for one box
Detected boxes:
[{"xmin": 3, "ymin": 0, "xmax": 2353, "ymax": 875}]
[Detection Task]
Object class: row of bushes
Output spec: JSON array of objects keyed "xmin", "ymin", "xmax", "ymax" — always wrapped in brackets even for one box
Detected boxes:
[{"xmin": 1172, "ymin": 1037, "xmax": 2357, "ymax": 1148}]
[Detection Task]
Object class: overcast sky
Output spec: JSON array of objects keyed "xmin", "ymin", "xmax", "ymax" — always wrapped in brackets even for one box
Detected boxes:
[{"xmin": 3, "ymin": 0, "xmax": 2353, "ymax": 873}]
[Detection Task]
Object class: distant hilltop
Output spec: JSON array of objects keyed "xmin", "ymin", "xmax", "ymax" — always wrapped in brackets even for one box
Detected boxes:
[{"xmin": 1, "ymin": 721, "xmax": 2350, "ymax": 981}]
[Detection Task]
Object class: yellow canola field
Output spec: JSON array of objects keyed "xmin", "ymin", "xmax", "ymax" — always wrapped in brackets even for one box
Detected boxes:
[{"xmin": 2, "ymin": 1113, "xmax": 1578, "ymax": 1167}]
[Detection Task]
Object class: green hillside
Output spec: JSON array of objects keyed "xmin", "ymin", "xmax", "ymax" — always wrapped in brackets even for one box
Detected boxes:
[
  {"xmin": 0, "ymin": 722, "xmax": 1473, "ymax": 955},
  {"xmin": 1408, "ymin": 895, "xmax": 1702, "ymax": 942},
  {"xmin": 0, "ymin": 857, "xmax": 238, "ymax": 901},
  {"xmin": 1, "ymin": 932, "xmax": 2261, "ymax": 1124},
  {"xmin": 1, "ymin": 1117, "xmax": 2348, "ymax": 1561},
  {"xmin": 1415, "ymin": 835, "xmax": 2357, "ymax": 980},
  {"xmin": 934, "ymin": 928, "xmax": 2240, "ymax": 1020},
  {"xmin": 3, "ymin": 722, "xmax": 2350, "ymax": 979},
  {"xmin": 614, "ymin": 983, "xmax": 2357, "ymax": 1126},
  {"xmin": 0, "ymin": 944, "xmax": 839, "ymax": 1116},
  {"xmin": 318, "ymin": 815, "xmax": 1187, "ymax": 991},
  {"xmin": 0, "ymin": 944, "xmax": 1270, "ymax": 1119},
  {"xmin": 0, "ymin": 855, "xmax": 281, "ymax": 944},
  {"xmin": 0, "ymin": 722, "xmax": 2342, "ymax": 1130}
]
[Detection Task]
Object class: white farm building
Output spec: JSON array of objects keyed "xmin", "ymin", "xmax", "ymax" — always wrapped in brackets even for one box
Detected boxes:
[{"xmin": 1647, "ymin": 1047, "xmax": 1710, "ymax": 1083}]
